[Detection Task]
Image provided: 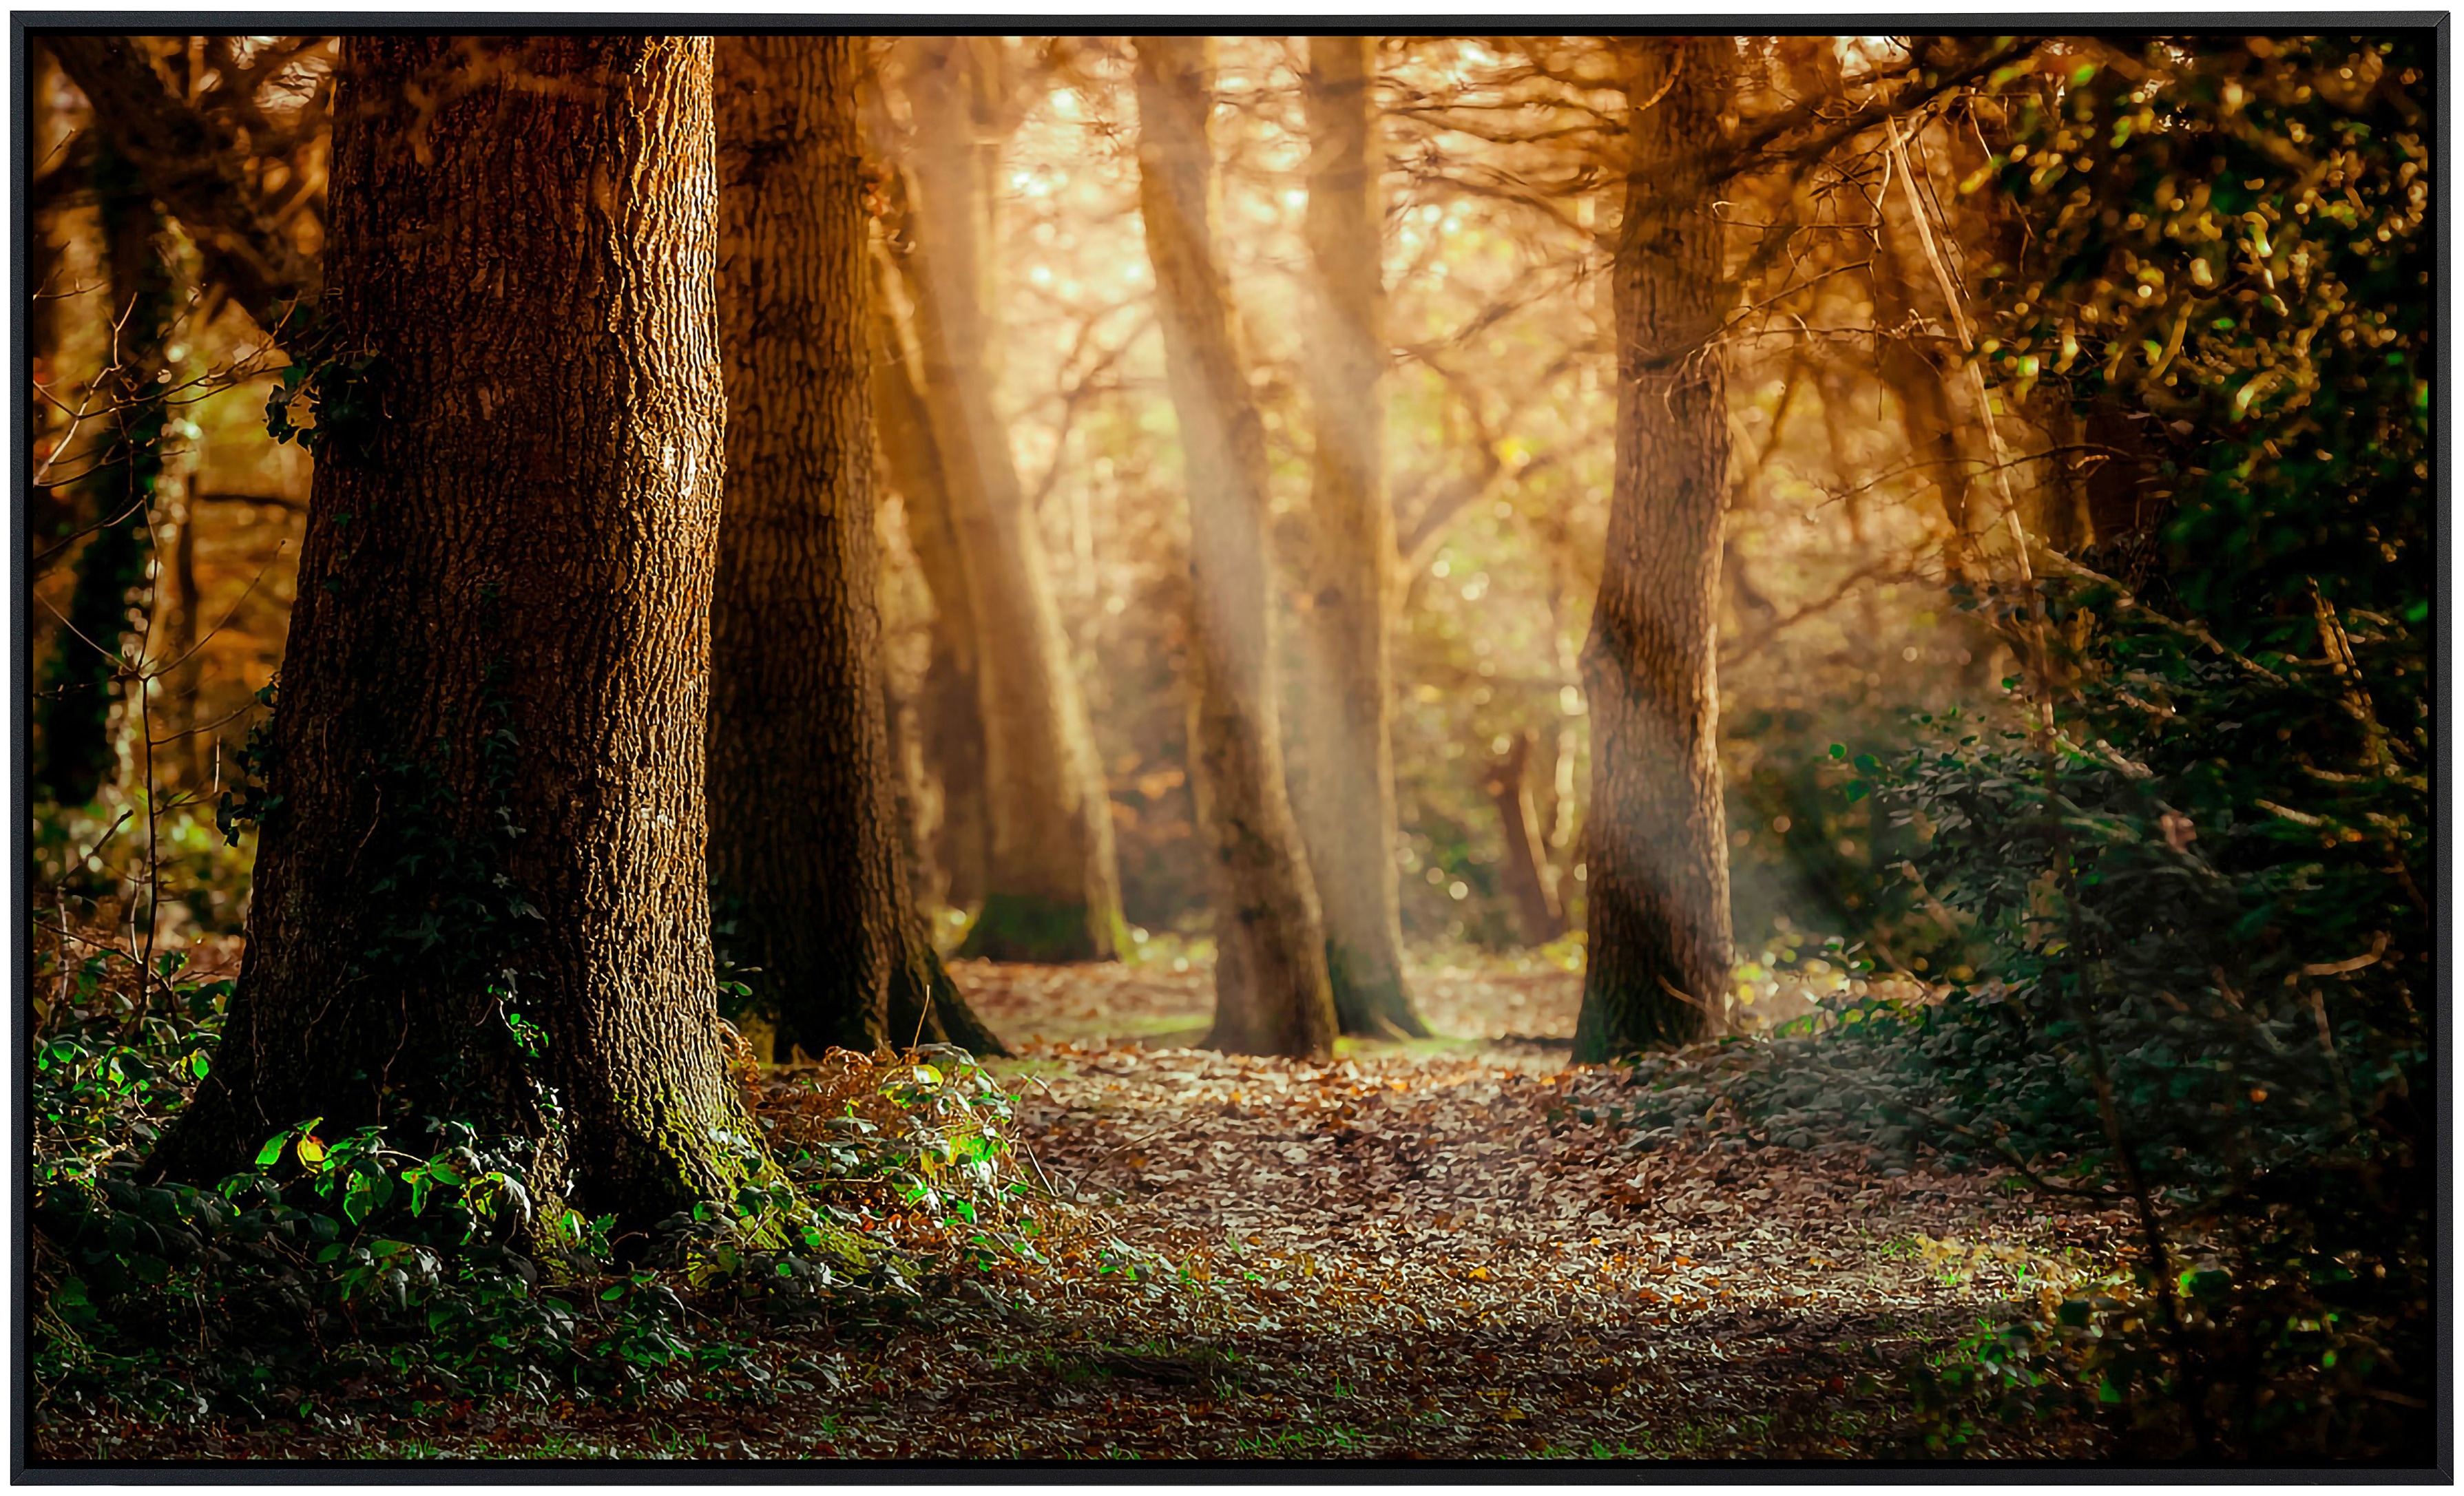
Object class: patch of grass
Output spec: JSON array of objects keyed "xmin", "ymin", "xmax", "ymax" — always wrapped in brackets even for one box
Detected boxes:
[
  {"xmin": 1333, "ymin": 1032, "xmax": 1483, "ymax": 1061},
  {"xmin": 1229, "ymin": 1422, "xmax": 1366, "ymax": 1457}
]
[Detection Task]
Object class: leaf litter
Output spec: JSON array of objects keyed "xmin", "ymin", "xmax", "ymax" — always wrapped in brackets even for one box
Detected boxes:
[{"xmin": 47, "ymin": 956, "xmax": 2128, "ymax": 1462}]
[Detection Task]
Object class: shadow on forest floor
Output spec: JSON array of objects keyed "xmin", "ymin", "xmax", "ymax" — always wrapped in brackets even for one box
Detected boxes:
[{"xmin": 44, "ymin": 958, "xmax": 2122, "ymax": 1463}]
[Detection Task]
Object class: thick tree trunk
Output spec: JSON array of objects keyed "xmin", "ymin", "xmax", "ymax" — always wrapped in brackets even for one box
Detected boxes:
[
  {"xmin": 893, "ymin": 38, "xmax": 1123, "ymax": 962},
  {"xmin": 148, "ymin": 36, "xmax": 766, "ymax": 1225},
  {"xmin": 36, "ymin": 143, "xmax": 169, "ymax": 808},
  {"xmin": 711, "ymin": 36, "xmax": 1003, "ymax": 1064},
  {"xmin": 1291, "ymin": 36, "xmax": 1426, "ymax": 1040},
  {"xmin": 869, "ymin": 241, "xmax": 990, "ymax": 911},
  {"xmin": 1134, "ymin": 34, "xmax": 1337, "ymax": 1061},
  {"xmin": 1486, "ymin": 731, "xmax": 1567, "ymax": 946},
  {"xmin": 1573, "ymin": 37, "xmax": 1738, "ymax": 1062}
]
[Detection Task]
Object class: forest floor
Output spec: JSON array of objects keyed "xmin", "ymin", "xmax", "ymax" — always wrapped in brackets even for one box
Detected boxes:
[{"xmin": 45, "ymin": 956, "xmax": 2128, "ymax": 1464}]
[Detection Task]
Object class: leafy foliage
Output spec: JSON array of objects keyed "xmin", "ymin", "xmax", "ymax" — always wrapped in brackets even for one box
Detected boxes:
[
  {"xmin": 28, "ymin": 947, "xmax": 1100, "ymax": 1432},
  {"xmin": 1810, "ymin": 32, "xmax": 2431, "ymax": 1462},
  {"xmin": 262, "ymin": 350, "xmax": 384, "ymax": 454}
]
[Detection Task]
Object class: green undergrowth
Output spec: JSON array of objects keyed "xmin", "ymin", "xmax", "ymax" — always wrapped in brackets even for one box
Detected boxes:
[
  {"xmin": 1594, "ymin": 923, "xmax": 2423, "ymax": 1461},
  {"xmin": 27, "ymin": 934, "xmax": 1186, "ymax": 1439}
]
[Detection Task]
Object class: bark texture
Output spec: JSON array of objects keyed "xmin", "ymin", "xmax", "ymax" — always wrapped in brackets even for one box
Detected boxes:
[
  {"xmin": 1134, "ymin": 34, "xmax": 1337, "ymax": 1061},
  {"xmin": 28, "ymin": 39, "xmax": 76, "ymax": 561},
  {"xmin": 148, "ymin": 36, "xmax": 765, "ymax": 1224},
  {"xmin": 711, "ymin": 36, "xmax": 1002, "ymax": 1063},
  {"xmin": 1573, "ymin": 37, "xmax": 1738, "ymax": 1062},
  {"xmin": 893, "ymin": 37, "xmax": 1123, "ymax": 962},
  {"xmin": 1291, "ymin": 36, "xmax": 1426, "ymax": 1039}
]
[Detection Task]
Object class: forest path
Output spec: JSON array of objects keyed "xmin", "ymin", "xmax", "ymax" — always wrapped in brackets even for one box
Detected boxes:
[
  {"xmin": 69, "ymin": 960, "xmax": 2121, "ymax": 1461},
  {"xmin": 701, "ymin": 960, "xmax": 2118, "ymax": 1460}
]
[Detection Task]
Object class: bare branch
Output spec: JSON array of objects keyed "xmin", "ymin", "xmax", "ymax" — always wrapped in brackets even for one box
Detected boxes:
[{"xmin": 50, "ymin": 34, "xmax": 319, "ymax": 339}]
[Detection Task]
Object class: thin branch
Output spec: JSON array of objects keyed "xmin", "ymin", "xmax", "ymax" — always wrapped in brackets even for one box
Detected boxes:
[
  {"xmin": 1722, "ymin": 557, "xmax": 1908, "ymax": 666},
  {"xmin": 50, "ymin": 34, "xmax": 319, "ymax": 338}
]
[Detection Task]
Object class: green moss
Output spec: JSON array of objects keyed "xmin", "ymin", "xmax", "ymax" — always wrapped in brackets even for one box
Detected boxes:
[
  {"xmin": 802, "ymin": 1218, "xmax": 870, "ymax": 1270},
  {"xmin": 1333, "ymin": 1032, "xmax": 1480, "ymax": 1061},
  {"xmin": 959, "ymin": 892, "xmax": 1111, "ymax": 962},
  {"xmin": 612, "ymin": 1079, "xmax": 789, "ymax": 1234},
  {"xmin": 1326, "ymin": 940, "xmax": 1430, "ymax": 1039}
]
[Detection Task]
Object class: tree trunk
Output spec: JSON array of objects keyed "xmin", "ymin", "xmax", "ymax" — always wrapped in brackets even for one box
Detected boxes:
[
  {"xmin": 28, "ymin": 39, "xmax": 76, "ymax": 561},
  {"xmin": 2076, "ymin": 397, "xmax": 2166, "ymax": 566},
  {"xmin": 148, "ymin": 36, "xmax": 766, "ymax": 1226},
  {"xmin": 892, "ymin": 37, "xmax": 1123, "ymax": 962},
  {"xmin": 1133, "ymin": 34, "xmax": 1337, "ymax": 1061},
  {"xmin": 1291, "ymin": 35, "xmax": 1427, "ymax": 1040},
  {"xmin": 1573, "ymin": 37, "xmax": 1737, "ymax": 1062},
  {"xmin": 1485, "ymin": 730, "xmax": 1566, "ymax": 946},
  {"xmin": 711, "ymin": 35, "xmax": 1003, "ymax": 1064},
  {"xmin": 163, "ymin": 469, "xmax": 208, "ymax": 790},
  {"xmin": 869, "ymin": 237, "xmax": 990, "ymax": 912},
  {"xmin": 1869, "ymin": 131, "xmax": 2029, "ymax": 697},
  {"xmin": 36, "ymin": 143, "xmax": 169, "ymax": 808},
  {"xmin": 152, "ymin": 317, "xmax": 209, "ymax": 793}
]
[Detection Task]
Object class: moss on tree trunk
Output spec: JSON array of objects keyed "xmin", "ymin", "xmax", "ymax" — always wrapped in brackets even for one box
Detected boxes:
[
  {"xmin": 1134, "ymin": 34, "xmax": 1338, "ymax": 1061},
  {"xmin": 710, "ymin": 35, "xmax": 1004, "ymax": 1063},
  {"xmin": 1573, "ymin": 38, "xmax": 1739, "ymax": 1063},
  {"xmin": 1291, "ymin": 36, "xmax": 1429, "ymax": 1040},
  {"xmin": 147, "ymin": 36, "xmax": 768, "ymax": 1225}
]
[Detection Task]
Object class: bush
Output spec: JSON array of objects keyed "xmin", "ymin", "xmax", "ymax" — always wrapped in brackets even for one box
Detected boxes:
[{"xmin": 28, "ymin": 944, "xmax": 1098, "ymax": 1432}]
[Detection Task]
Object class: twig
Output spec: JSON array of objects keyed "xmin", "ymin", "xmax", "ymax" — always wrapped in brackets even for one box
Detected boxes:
[{"xmin": 33, "ymin": 919, "xmax": 184, "ymax": 1012}]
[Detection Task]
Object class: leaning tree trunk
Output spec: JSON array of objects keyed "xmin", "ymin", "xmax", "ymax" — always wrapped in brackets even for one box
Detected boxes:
[
  {"xmin": 1291, "ymin": 35, "xmax": 1427, "ymax": 1040},
  {"xmin": 1134, "ymin": 34, "xmax": 1337, "ymax": 1061},
  {"xmin": 1572, "ymin": 36, "xmax": 1738, "ymax": 1062},
  {"xmin": 36, "ymin": 143, "xmax": 169, "ymax": 808},
  {"xmin": 1872, "ymin": 212, "xmax": 1982, "ymax": 571},
  {"xmin": 147, "ymin": 36, "xmax": 767, "ymax": 1226},
  {"xmin": 1486, "ymin": 730, "xmax": 1567, "ymax": 946},
  {"xmin": 711, "ymin": 34, "xmax": 1002, "ymax": 1063},
  {"xmin": 895, "ymin": 36, "xmax": 1125, "ymax": 963}
]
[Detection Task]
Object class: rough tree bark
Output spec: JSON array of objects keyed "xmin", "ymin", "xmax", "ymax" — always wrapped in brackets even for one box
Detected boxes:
[
  {"xmin": 36, "ymin": 143, "xmax": 171, "ymax": 808},
  {"xmin": 711, "ymin": 35, "xmax": 1003, "ymax": 1062},
  {"xmin": 892, "ymin": 36, "xmax": 1124, "ymax": 962},
  {"xmin": 1291, "ymin": 35, "xmax": 1428, "ymax": 1039},
  {"xmin": 1572, "ymin": 36, "xmax": 1739, "ymax": 1062},
  {"xmin": 1134, "ymin": 34, "xmax": 1337, "ymax": 1061},
  {"xmin": 147, "ymin": 36, "xmax": 768, "ymax": 1225}
]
